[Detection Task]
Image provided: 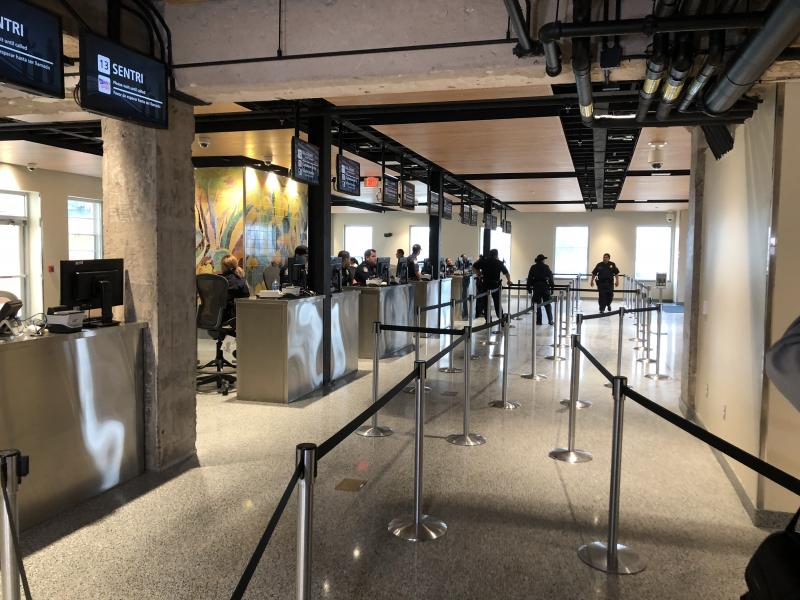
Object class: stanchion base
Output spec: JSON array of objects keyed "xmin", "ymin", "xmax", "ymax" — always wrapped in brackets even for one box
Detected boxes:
[
  {"xmin": 356, "ymin": 425, "xmax": 394, "ymax": 437},
  {"xmin": 644, "ymin": 373, "xmax": 672, "ymax": 380},
  {"xmin": 577, "ymin": 541, "xmax": 646, "ymax": 575},
  {"xmin": 521, "ymin": 373, "xmax": 548, "ymax": 380},
  {"xmin": 446, "ymin": 432, "xmax": 487, "ymax": 446},
  {"xmin": 559, "ymin": 398, "xmax": 592, "ymax": 409},
  {"xmin": 513, "ymin": 316, "xmax": 523, "ymax": 321},
  {"xmin": 388, "ymin": 515, "xmax": 447, "ymax": 542},
  {"xmin": 479, "ymin": 340, "xmax": 498, "ymax": 346},
  {"xmin": 548, "ymin": 448, "xmax": 593, "ymax": 463},
  {"xmin": 544, "ymin": 355, "xmax": 566, "ymax": 362},
  {"xmin": 404, "ymin": 385, "xmax": 432, "ymax": 394},
  {"xmin": 470, "ymin": 354, "xmax": 480, "ymax": 360},
  {"xmin": 439, "ymin": 367, "xmax": 464, "ymax": 373},
  {"xmin": 489, "ymin": 400, "xmax": 520, "ymax": 410},
  {"xmin": 490, "ymin": 353, "xmax": 504, "ymax": 358},
  {"xmin": 636, "ymin": 357, "xmax": 656, "ymax": 364}
]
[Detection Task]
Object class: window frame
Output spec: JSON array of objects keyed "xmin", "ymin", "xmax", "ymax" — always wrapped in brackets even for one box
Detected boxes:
[
  {"xmin": 0, "ymin": 191, "xmax": 30, "ymax": 312},
  {"xmin": 343, "ymin": 225, "xmax": 374, "ymax": 262},
  {"xmin": 634, "ymin": 225, "xmax": 673, "ymax": 281},
  {"xmin": 553, "ymin": 226, "xmax": 589, "ymax": 275},
  {"xmin": 67, "ymin": 197, "xmax": 104, "ymax": 261},
  {"xmin": 408, "ymin": 225, "xmax": 430, "ymax": 261}
]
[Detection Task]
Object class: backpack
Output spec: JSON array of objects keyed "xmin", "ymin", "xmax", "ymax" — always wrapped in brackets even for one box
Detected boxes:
[{"xmin": 742, "ymin": 507, "xmax": 800, "ymax": 599}]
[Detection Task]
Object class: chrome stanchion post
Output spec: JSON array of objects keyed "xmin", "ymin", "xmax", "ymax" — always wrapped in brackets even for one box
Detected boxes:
[
  {"xmin": 447, "ymin": 327, "xmax": 486, "ymax": 446},
  {"xmin": 468, "ymin": 295, "xmax": 479, "ymax": 360},
  {"xmin": 296, "ymin": 443, "xmax": 317, "ymax": 600},
  {"xmin": 439, "ymin": 300, "xmax": 463, "ymax": 374},
  {"xmin": 357, "ymin": 322, "xmax": 393, "ymax": 436},
  {"xmin": 637, "ymin": 306, "xmax": 655, "ymax": 364},
  {"xmin": 513, "ymin": 281, "xmax": 523, "ymax": 320},
  {"xmin": 1, "ymin": 450, "xmax": 23, "ymax": 600},
  {"xmin": 389, "ymin": 361, "xmax": 447, "ymax": 541},
  {"xmin": 522, "ymin": 302, "xmax": 547, "ymax": 380},
  {"xmin": 560, "ymin": 314, "xmax": 591, "ymax": 409},
  {"xmin": 605, "ymin": 307, "xmax": 627, "ymax": 389},
  {"xmin": 645, "ymin": 304, "xmax": 671, "ymax": 380},
  {"xmin": 549, "ymin": 334, "xmax": 592, "ymax": 463},
  {"xmin": 578, "ymin": 377, "xmax": 645, "ymax": 574},
  {"xmin": 489, "ymin": 315, "xmax": 520, "ymax": 409},
  {"xmin": 545, "ymin": 294, "xmax": 565, "ymax": 361}
]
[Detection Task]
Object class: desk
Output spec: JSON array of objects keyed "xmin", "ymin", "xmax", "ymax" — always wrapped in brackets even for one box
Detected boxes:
[
  {"xmin": 357, "ymin": 285, "xmax": 413, "ymax": 358},
  {"xmin": 0, "ymin": 323, "xmax": 146, "ymax": 529},
  {"xmin": 411, "ymin": 278, "xmax": 452, "ymax": 328},
  {"xmin": 236, "ymin": 291, "xmax": 360, "ymax": 403}
]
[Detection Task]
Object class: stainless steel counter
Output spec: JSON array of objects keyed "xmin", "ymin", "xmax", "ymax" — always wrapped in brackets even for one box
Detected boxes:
[
  {"xmin": 236, "ymin": 290, "xmax": 360, "ymax": 403},
  {"xmin": 0, "ymin": 323, "xmax": 146, "ymax": 529},
  {"xmin": 358, "ymin": 284, "xmax": 414, "ymax": 358},
  {"xmin": 452, "ymin": 274, "xmax": 476, "ymax": 319},
  {"xmin": 411, "ymin": 278, "xmax": 452, "ymax": 328}
]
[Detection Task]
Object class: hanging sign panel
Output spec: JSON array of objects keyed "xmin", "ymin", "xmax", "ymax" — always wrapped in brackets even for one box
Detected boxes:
[
  {"xmin": 335, "ymin": 154, "xmax": 361, "ymax": 196},
  {"xmin": 382, "ymin": 175, "xmax": 399, "ymax": 206},
  {"xmin": 401, "ymin": 181, "xmax": 416, "ymax": 210},
  {"xmin": 291, "ymin": 136, "xmax": 320, "ymax": 185},
  {"xmin": 428, "ymin": 191, "xmax": 440, "ymax": 216},
  {"xmin": 459, "ymin": 204, "xmax": 470, "ymax": 225},
  {"xmin": 469, "ymin": 207, "xmax": 478, "ymax": 227},
  {"xmin": 503, "ymin": 220, "xmax": 512, "ymax": 234},
  {"xmin": 442, "ymin": 198, "xmax": 452, "ymax": 220},
  {"xmin": 79, "ymin": 32, "xmax": 167, "ymax": 128},
  {"xmin": 0, "ymin": 0, "xmax": 64, "ymax": 98}
]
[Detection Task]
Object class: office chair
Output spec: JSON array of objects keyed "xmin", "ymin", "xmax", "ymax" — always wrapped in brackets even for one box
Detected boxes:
[{"xmin": 196, "ymin": 274, "xmax": 237, "ymax": 395}]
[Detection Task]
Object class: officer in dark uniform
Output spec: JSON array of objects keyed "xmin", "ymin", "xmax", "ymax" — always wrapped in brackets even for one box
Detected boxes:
[
  {"xmin": 338, "ymin": 250, "xmax": 353, "ymax": 285},
  {"xmin": 355, "ymin": 248, "xmax": 378, "ymax": 285},
  {"xmin": 526, "ymin": 254, "xmax": 554, "ymax": 325},
  {"xmin": 472, "ymin": 249, "xmax": 512, "ymax": 319},
  {"xmin": 591, "ymin": 253, "xmax": 620, "ymax": 312},
  {"xmin": 406, "ymin": 244, "xmax": 422, "ymax": 281}
]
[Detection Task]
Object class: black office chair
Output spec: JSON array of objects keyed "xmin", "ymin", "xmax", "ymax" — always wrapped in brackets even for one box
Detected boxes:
[{"xmin": 196, "ymin": 274, "xmax": 237, "ymax": 395}]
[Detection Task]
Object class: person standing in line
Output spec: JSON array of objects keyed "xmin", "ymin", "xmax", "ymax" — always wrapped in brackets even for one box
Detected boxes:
[
  {"xmin": 473, "ymin": 249, "xmax": 512, "ymax": 320},
  {"xmin": 590, "ymin": 252, "xmax": 620, "ymax": 312},
  {"xmin": 527, "ymin": 254, "xmax": 554, "ymax": 325}
]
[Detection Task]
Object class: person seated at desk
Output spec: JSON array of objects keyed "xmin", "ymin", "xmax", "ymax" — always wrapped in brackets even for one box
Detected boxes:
[
  {"xmin": 338, "ymin": 250, "xmax": 354, "ymax": 285},
  {"xmin": 355, "ymin": 248, "xmax": 378, "ymax": 285},
  {"xmin": 220, "ymin": 254, "xmax": 250, "ymax": 323}
]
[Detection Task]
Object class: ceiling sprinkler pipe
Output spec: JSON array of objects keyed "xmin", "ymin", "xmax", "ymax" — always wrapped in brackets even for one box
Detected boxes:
[{"xmin": 679, "ymin": 30, "xmax": 724, "ymax": 112}]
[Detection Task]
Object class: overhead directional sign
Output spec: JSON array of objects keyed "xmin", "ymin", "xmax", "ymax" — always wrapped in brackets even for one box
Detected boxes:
[
  {"xmin": 382, "ymin": 175, "xmax": 399, "ymax": 206},
  {"xmin": 401, "ymin": 181, "xmax": 416, "ymax": 210},
  {"xmin": 442, "ymin": 198, "xmax": 452, "ymax": 220},
  {"xmin": 428, "ymin": 190, "xmax": 440, "ymax": 216},
  {"xmin": 0, "ymin": 0, "xmax": 64, "ymax": 98},
  {"xmin": 291, "ymin": 136, "xmax": 320, "ymax": 185},
  {"xmin": 336, "ymin": 154, "xmax": 361, "ymax": 196}
]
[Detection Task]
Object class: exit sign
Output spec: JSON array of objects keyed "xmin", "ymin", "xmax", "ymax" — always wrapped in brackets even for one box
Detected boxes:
[{"xmin": 364, "ymin": 176, "xmax": 380, "ymax": 188}]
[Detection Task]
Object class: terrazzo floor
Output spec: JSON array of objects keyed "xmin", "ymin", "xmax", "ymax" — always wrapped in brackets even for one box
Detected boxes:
[{"xmin": 18, "ymin": 301, "xmax": 770, "ymax": 599}]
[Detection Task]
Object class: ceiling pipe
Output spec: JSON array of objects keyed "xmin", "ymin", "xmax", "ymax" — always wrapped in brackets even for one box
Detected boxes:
[
  {"xmin": 705, "ymin": 0, "xmax": 800, "ymax": 114},
  {"xmin": 571, "ymin": 0, "xmax": 594, "ymax": 127},
  {"xmin": 539, "ymin": 12, "xmax": 766, "ymax": 77},
  {"xmin": 635, "ymin": 0, "xmax": 679, "ymax": 122},
  {"xmin": 502, "ymin": 0, "xmax": 539, "ymax": 57},
  {"xmin": 655, "ymin": 0, "xmax": 703, "ymax": 121}
]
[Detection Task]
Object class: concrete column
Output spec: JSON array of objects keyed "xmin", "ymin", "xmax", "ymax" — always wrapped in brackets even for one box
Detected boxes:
[
  {"xmin": 102, "ymin": 100, "xmax": 197, "ymax": 471},
  {"xmin": 680, "ymin": 127, "xmax": 707, "ymax": 419}
]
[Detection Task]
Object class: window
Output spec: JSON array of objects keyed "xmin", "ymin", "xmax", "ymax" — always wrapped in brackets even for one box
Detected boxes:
[
  {"xmin": 344, "ymin": 225, "xmax": 373, "ymax": 261},
  {"xmin": 489, "ymin": 228, "xmax": 511, "ymax": 273},
  {"xmin": 554, "ymin": 226, "xmax": 588, "ymax": 274},
  {"xmin": 0, "ymin": 192, "xmax": 28, "ymax": 308},
  {"xmin": 68, "ymin": 198, "xmax": 103, "ymax": 260},
  {"xmin": 408, "ymin": 226, "xmax": 429, "ymax": 261},
  {"xmin": 635, "ymin": 226, "xmax": 672, "ymax": 280}
]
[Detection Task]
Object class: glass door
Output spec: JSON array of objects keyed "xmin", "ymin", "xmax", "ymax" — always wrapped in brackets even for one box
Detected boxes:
[{"xmin": 0, "ymin": 221, "xmax": 25, "ymax": 306}]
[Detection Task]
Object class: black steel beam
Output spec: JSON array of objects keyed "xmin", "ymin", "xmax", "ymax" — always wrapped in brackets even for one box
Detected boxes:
[
  {"xmin": 428, "ymin": 168, "xmax": 443, "ymax": 280},
  {"xmin": 331, "ymin": 196, "xmax": 396, "ymax": 212},
  {"xmin": 458, "ymin": 169, "xmax": 690, "ymax": 179}
]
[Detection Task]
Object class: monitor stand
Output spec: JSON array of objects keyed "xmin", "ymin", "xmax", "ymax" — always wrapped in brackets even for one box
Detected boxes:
[{"xmin": 84, "ymin": 280, "xmax": 120, "ymax": 328}]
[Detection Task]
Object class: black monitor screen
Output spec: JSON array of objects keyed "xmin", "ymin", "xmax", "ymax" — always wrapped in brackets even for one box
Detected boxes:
[
  {"xmin": 0, "ymin": 0, "xmax": 64, "ymax": 98},
  {"xmin": 382, "ymin": 176, "xmax": 399, "ymax": 206},
  {"xmin": 60, "ymin": 258, "xmax": 124, "ymax": 309},
  {"xmin": 442, "ymin": 198, "xmax": 453, "ymax": 220},
  {"xmin": 330, "ymin": 256, "xmax": 343, "ymax": 291},
  {"xmin": 287, "ymin": 256, "xmax": 308, "ymax": 287},
  {"xmin": 79, "ymin": 32, "xmax": 167, "ymax": 128},
  {"xmin": 428, "ymin": 191, "xmax": 440, "ymax": 216},
  {"xmin": 470, "ymin": 207, "xmax": 478, "ymax": 227},
  {"xmin": 377, "ymin": 257, "xmax": 390, "ymax": 282},
  {"xmin": 396, "ymin": 259, "xmax": 409, "ymax": 284},
  {"xmin": 336, "ymin": 154, "xmax": 361, "ymax": 196},
  {"xmin": 292, "ymin": 137, "xmax": 320, "ymax": 185},
  {"xmin": 401, "ymin": 181, "xmax": 416, "ymax": 210}
]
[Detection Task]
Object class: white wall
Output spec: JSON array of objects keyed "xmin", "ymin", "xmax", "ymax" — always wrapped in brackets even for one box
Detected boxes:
[{"xmin": 0, "ymin": 163, "xmax": 103, "ymax": 310}]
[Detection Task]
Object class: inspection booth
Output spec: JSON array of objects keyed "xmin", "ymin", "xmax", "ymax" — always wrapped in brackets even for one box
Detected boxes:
[
  {"xmin": 410, "ymin": 277, "xmax": 452, "ymax": 328},
  {"xmin": 451, "ymin": 274, "xmax": 476, "ymax": 320},
  {"xmin": 0, "ymin": 324, "xmax": 146, "ymax": 529},
  {"xmin": 357, "ymin": 284, "xmax": 414, "ymax": 359},
  {"xmin": 236, "ymin": 289, "xmax": 360, "ymax": 403}
]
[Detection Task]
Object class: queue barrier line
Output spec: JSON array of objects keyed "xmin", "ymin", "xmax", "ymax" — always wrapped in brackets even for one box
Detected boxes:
[
  {"xmin": 580, "ymin": 309, "xmax": 621, "ymax": 322},
  {"xmin": 418, "ymin": 300, "xmax": 451, "ymax": 313},
  {"xmin": 474, "ymin": 286, "xmax": 501, "ymax": 300},
  {"xmin": 1, "ymin": 452, "xmax": 32, "ymax": 600},
  {"xmin": 380, "ymin": 324, "xmax": 465, "ymax": 337},
  {"xmin": 576, "ymin": 342, "xmax": 615, "ymax": 382}
]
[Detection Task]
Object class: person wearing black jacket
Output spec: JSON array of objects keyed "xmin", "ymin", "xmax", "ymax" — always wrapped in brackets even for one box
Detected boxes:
[
  {"xmin": 473, "ymin": 249, "xmax": 512, "ymax": 320},
  {"xmin": 220, "ymin": 254, "xmax": 250, "ymax": 324},
  {"xmin": 527, "ymin": 254, "xmax": 554, "ymax": 325}
]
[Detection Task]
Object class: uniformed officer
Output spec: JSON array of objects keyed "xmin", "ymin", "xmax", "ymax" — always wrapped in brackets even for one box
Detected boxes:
[
  {"xmin": 337, "ymin": 250, "xmax": 353, "ymax": 285},
  {"xmin": 472, "ymin": 249, "xmax": 512, "ymax": 320},
  {"xmin": 406, "ymin": 243, "xmax": 422, "ymax": 281},
  {"xmin": 355, "ymin": 248, "xmax": 378, "ymax": 285},
  {"xmin": 591, "ymin": 252, "xmax": 620, "ymax": 312},
  {"xmin": 526, "ymin": 254, "xmax": 554, "ymax": 325}
]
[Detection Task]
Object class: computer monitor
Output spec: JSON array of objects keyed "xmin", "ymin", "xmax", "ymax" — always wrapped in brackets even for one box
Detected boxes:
[
  {"xmin": 330, "ymin": 256, "xmax": 343, "ymax": 292},
  {"xmin": 396, "ymin": 259, "xmax": 409, "ymax": 284},
  {"xmin": 377, "ymin": 257, "xmax": 390, "ymax": 282},
  {"xmin": 262, "ymin": 265, "xmax": 281, "ymax": 290},
  {"xmin": 422, "ymin": 258, "xmax": 432, "ymax": 276},
  {"xmin": 60, "ymin": 258, "xmax": 124, "ymax": 326},
  {"xmin": 287, "ymin": 256, "xmax": 308, "ymax": 288}
]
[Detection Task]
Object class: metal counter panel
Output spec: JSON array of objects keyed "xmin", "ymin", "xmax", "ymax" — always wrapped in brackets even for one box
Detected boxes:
[
  {"xmin": 412, "ymin": 280, "xmax": 440, "ymax": 328},
  {"xmin": 358, "ymin": 285, "xmax": 413, "ymax": 358},
  {"xmin": 331, "ymin": 290, "xmax": 360, "ymax": 380},
  {"xmin": 0, "ymin": 324, "xmax": 145, "ymax": 529}
]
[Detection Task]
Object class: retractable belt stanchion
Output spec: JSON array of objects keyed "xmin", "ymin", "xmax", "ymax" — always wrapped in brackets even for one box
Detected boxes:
[
  {"xmin": 578, "ymin": 376, "xmax": 645, "ymax": 574},
  {"xmin": 522, "ymin": 302, "xmax": 548, "ymax": 381},
  {"xmin": 295, "ymin": 443, "xmax": 317, "ymax": 600},
  {"xmin": 505, "ymin": 286, "xmax": 516, "ymax": 331},
  {"xmin": 405, "ymin": 308, "xmax": 431, "ymax": 393},
  {"xmin": 513, "ymin": 281, "xmax": 523, "ymax": 320},
  {"xmin": 447, "ymin": 327, "xmax": 486, "ymax": 446},
  {"xmin": 1, "ymin": 450, "xmax": 30, "ymax": 600},
  {"xmin": 489, "ymin": 315, "xmax": 520, "ymax": 410},
  {"xmin": 439, "ymin": 299, "xmax": 463, "ymax": 374},
  {"xmin": 637, "ymin": 304, "xmax": 655, "ymax": 364},
  {"xmin": 632, "ymin": 290, "xmax": 644, "ymax": 346},
  {"xmin": 545, "ymin": 292, "xmax": 565, "ymax": 361},
  {"xmin": 468, "ymin": 295, "xmax": 479, "ymax": 360},
  {"xmin": 389, "ymin": 360, "xmax": 447, "ymax": 541},
  {"xmin": 549, "ymin": 334, "xmax": 592, "ymax": 464},
  {"xmin": 357, "ymin": 322, "xmax": 393, "ymax": 437},
  {"xmin": 645, "ymin": 304, "xmax": 671, "ymax": 380},
  {"xmin": 656, "ymin": 286, "xmax": 667, "ymax": 335},
  {"xmin": 560, "ymin": 314, "xmax": 591, "ymax": 409},
  {"xmin": 605, "ymin": 306, "xmax": 627, "ymax": 389}
]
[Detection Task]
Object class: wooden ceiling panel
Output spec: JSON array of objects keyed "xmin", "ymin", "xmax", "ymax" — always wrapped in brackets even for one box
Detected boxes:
[
  {"xmin": 629, "ymin": 127, "xmax": 692, "ymax": 171},
  {"xmin": 620, "ymin": 175, "xmax": 690, "ymax": 200},
  {"xmin": 468, "ymin": 177, "xmax": 583, "ymax": 202},
  {"xmin": 327, "ymin": 85, "xmax": 553, "ymax": 106},
  {"xmin": 616, "ymin": 202, "xmax": 688, "ymax": 212},
  {"xmin": 377, "ymin": 117, "xmax": 574, "ymax": 174}
]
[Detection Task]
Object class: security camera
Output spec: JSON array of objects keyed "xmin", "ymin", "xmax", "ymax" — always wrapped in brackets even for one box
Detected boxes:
[
  {"xmin": 666, "ymin": 212, "xmax": 675, "ymax": 224},
  {"xmin": 648, "ymin": 142, "xmax": 667, "ymax": 170},
  {"xmin": 263, "ymin": 153, "xmax": 272, "ymax": 167},
  {"xmin": 26, "ymin": 163, "xmax": 36, "ymax": 172},
  {"xmin": 197, "ymin": 136, "xmax": 211, "ymax": 149}
]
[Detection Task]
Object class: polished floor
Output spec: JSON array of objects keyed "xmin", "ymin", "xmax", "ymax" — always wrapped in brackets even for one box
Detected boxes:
[{"xmin": 20, "ymin": 300, "xmax": 768, "ymax": 599}]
